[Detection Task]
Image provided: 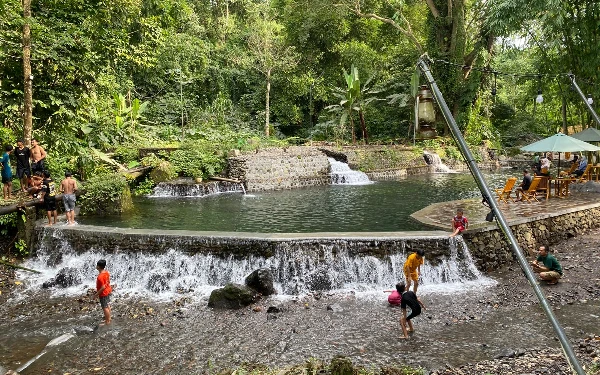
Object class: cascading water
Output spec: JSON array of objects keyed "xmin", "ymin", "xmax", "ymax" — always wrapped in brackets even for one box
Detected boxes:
[
  {"xmin": 423, "ymin": 151, "xmax": 455, "ymax": 173},
  {"xmin": 151, "ymin": 179, "xmax": 244, "ymax": 197},
  {"xmin": 19, "ymin": 232, "xmax": 494, "ymax": 299},
  {"xmin": 328, "ymin": 158, "xmax": 372, "ymax": 185}
]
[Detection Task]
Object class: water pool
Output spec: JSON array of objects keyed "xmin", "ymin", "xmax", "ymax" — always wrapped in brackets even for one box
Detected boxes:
[{"xmin": 78, "ymin": 170, "xmax": 514, "ymax": 232}]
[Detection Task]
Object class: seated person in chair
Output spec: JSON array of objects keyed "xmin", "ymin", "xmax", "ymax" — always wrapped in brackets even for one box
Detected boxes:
[
  {"xmin": 537, "ymin": 155, "xmax": 551, "ymax": 176},
  {"xmin": 515, "ymin": 169, "xmax": 533, "ymax": 201},
  {"xmin": 572, "ymin": 157, "xmax": 588, "ymax": 177}
]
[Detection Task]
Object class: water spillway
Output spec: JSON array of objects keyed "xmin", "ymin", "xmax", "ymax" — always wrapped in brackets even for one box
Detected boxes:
[
  {"xmin": 21, "ymin": 226, "xmax": 495, "ymax": 298},
  {"xmin": 328, "ymin": 158, "xmax": 372, "ymax": 185},
  {"xmin": 151, "ymin": 179, "xmax": 244, "ymax": 197}
]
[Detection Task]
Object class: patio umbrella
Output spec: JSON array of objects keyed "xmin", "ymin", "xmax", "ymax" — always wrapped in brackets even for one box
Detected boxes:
[
  {"xmin": 570, "ymin": 127, "xmax": 600, "ymax": 143},
  {"xmin": 520, "ymin": 133, "xmax": 600, "ymax": 175}
]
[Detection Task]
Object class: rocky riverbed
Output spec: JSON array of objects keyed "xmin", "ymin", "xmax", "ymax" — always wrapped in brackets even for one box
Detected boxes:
[{"xmin": 1, "ymin": 228, "xmax": 600, "ymax": 374}]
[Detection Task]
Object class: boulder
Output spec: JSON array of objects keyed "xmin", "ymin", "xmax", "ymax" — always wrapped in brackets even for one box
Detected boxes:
[
  {"xmin": 245, "ymin": 268, "xmax": 276, "ymax": 296},
  {"xmin": 208, "ymin": 283, "xmax": 258, "ymax": 309},
  {"xmin": 43, "ymin": 267, "xmax": 81, "ymax": 288}
]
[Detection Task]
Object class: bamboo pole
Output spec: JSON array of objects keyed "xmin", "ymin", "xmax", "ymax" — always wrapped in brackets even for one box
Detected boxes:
[{"xmin": 0, "ymin": 259, "xmax": 41, "ymax": 273}]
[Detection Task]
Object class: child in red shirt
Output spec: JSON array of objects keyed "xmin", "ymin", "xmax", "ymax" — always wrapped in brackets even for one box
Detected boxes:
[
  {"xmin": 96, "ymin": 259, "xmax": 113, "ymax": 325},
  {"xmin": 450, "ymin": 208, "xmax": 468, "ymax": 237}
]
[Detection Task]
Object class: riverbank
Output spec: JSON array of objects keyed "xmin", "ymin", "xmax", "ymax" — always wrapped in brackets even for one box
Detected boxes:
[{"xmin": 2, "ymin": 227, "xmax": 600, "ymax": 374}]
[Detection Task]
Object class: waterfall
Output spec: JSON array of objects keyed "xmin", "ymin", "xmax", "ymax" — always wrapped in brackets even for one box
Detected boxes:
[
  {"xmin": 18, "ymin": 233, "xmax": 494, "ymax": 299},
  {"xmin": 423, "ymin": 151, "xmax": 455, "ymax": 173},
  {"xmin": 328, "ymin": 158, "xmax": 372, "ymax": 185},
  {"xmin": 151, "ymin": 179, "xmax": 244, "ymax": 197}
]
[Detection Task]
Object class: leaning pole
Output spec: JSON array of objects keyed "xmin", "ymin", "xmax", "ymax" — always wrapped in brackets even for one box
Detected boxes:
[
  {"xmin": 569, "ymin": 74, "xmax": 600, "ymax": 127},
  {"xmin": 417, "ymin": 55, "xmax": 585, "ymax": 375}
]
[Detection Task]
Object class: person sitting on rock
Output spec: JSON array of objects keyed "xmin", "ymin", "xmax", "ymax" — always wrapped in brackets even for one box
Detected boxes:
[{"xmin": 530, "ymin": 244, "xmax": 563, "ymax": 285}]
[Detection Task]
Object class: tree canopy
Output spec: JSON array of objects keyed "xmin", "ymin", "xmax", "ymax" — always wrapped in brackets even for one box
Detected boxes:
[{"xmin": 1, "ymin": 0, "xmax": 598, "ymax": 174}]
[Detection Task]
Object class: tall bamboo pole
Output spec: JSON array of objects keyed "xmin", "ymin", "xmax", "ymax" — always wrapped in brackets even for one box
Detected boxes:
[{"xmin": 22, "ymin": 0, "xmax": 33, "ymax": 147}]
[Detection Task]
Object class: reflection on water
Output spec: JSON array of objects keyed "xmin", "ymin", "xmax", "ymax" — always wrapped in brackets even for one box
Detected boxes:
[{"xmin": 78, "ymin": 170, "xmax": 516, "ymax": 232}]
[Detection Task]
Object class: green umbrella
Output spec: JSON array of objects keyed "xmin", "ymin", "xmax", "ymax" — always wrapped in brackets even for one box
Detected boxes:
[
  {"xmin": 520, "ymin": 132, "xmax": 600, "ymax": 152},
  {"xmin": 570, "ymin": 128, "xmax": 600, "ymax": 143},
  {"xmin": 521, "ymin": 133, "xmax": 600, "ymax": 176}
]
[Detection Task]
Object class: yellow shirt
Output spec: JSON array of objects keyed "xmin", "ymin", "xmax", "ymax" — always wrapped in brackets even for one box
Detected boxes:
[{"xmin": 404, "ymin": 253, "xmax": 424, "ymax": 272}]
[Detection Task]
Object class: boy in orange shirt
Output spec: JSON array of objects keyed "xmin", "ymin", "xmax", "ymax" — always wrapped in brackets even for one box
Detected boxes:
[
  {"xmin": 96, "ymin": 259, "xmax": 113, "ymax": 325},
  {"xmin": 403, "ymin": 249, "xmax": 424, "ymax": 294}
]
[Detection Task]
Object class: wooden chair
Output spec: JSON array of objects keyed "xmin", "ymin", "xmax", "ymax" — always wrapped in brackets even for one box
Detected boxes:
[
  {"xmin": 521, "ymin": 177, "xmax": 542, "ymax": 203},
  {"xmin": 574, "ymin": 164, "xmax": 593, "ymax": 182},
  {"xmin": 535, "ymin": 176, "xmax": 550, "ymax": 201},
  {"xmin": 494, "ymin": 177, "xmax": 517, "ymax": 203},
  {"xmin": 559, "ymin": 163, "xmax": 578, "ymax": 177}
]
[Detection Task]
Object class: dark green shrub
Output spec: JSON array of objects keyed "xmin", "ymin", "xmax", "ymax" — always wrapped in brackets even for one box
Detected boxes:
[
  {"xmin": 169, "ymin": 140, "xmax": 225, "ymax": 179},
  {"xmin": 79, "ymin": 173, "xmax": 132, "ymax": 215}
]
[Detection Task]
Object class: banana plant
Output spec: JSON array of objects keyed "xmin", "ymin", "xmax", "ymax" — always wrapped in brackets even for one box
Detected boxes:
[{"xmin": 326, "ymin": 65, "xmax": 382, "ymax": 144}]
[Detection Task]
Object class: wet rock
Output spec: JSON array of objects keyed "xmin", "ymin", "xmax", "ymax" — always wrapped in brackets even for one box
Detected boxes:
[
  {"xmin": 245, "ymin": 268, "xmax": 276, "ymax": 296},
  {"xmin": 494, "ymin": 349, "xmax": 515, "ymax": 359},
  {"xmin": 43, "ymin": 267, "xmax": 81, "ymax": 288},
  {"xmin": 327, "ymin": 303, "xmax": 343, "ymax": 313},
  {"xmin": 267, "ymin": 306, "xmax": 281, "ymax": 313},
  {"xmin": 208, "ymin": 283, "xmax": 259, "ymax": 309},
  {"xmin": 73, "ymin": 326, "xmax": 95, "ymax": 335}
]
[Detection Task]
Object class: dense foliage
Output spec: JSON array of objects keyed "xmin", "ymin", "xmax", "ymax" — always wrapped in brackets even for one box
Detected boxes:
[{"xmin": 1, "ymin": 0, "xmax": 598, "ymax": 181}]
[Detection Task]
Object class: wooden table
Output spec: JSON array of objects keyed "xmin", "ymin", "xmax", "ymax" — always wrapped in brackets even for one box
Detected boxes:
[{"xmin": 551, "ymin": 177, "xmax": 576, "ymax": 198}]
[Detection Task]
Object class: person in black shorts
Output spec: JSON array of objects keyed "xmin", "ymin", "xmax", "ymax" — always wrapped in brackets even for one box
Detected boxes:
[
  {"xmin": 398, "ymin": 283, "xmax": 426, "ymax": 339},
  {"xmin": 41, "ymin": 171, "xmax": 58, "ymax": 225},
  {"xmin": 15, "ymin": 139, "xmax": 31, "ymax": 192}
]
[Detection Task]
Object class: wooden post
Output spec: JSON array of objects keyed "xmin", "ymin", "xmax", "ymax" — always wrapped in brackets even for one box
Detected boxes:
[{"xmin": 22, "ymin": 0, "xmax": 33, "ymax": 147}]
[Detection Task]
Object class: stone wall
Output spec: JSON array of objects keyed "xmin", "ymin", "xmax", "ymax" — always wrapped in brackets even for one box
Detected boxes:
[
  {"xmin": 226, "ymin": 146, "xmax": 330, "ymax": 192},
  {"xmin": 463, "ymin": 205, "xmax": 600, "ymax": 271},
  {"xmin": 35, "ymin": 226, "xmax": 453, "ymax": 261}
]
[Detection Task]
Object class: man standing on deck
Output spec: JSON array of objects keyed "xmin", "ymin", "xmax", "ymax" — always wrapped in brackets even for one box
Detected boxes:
[{"xmin": 15, "ymin": 140, "xmax": 31, "ymax": 192}]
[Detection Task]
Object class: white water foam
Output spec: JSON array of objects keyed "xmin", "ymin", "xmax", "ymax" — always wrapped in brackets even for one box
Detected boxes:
[
  {"xmin": 151, "ymin": 180, "xmax": 244, "ymax": 197},
  {"xmin": 18, "ymin": 233, "xmax": 495, "ymax": 300},
  {"xmin": 423, "ymin": 151, "xmax": 456, "ymax": 173},
  {"xmin": 328, "ymin": 158, "xmax": 373, "ymax": 185}
]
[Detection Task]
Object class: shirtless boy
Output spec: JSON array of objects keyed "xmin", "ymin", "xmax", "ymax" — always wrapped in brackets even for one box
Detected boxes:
[
  {"xmin": 30, "ymin": 138, "xmax": 47, "ymax": 174},
  {"xmin": 60, "ymin": 171, "xmax": 78, "ymax": 225}
]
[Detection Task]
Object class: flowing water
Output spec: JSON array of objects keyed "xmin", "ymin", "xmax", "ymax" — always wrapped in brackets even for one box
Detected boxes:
[
  {"xmin": 77, "ymin": 171, "xmax": 514, "ymax": 232},
  {"xmin": 20, "ymin": 235, "xmax": 492, "ymax": 299},
  {"xmin": 328, "ymin": 158, "xmax": 372, "ymax": 185}
]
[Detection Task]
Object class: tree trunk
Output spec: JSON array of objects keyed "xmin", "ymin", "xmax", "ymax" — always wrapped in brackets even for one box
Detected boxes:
[
  {"xmin": 359, "ymin": 110, "xmax": 368, "ymax": 144},
  {"xmin": 22, "ymin": 0, "xmax": 33, "ymax": 147},
  {"xmin": 265, "ymin": 68, "xmax": 271, "ymax": 137}
]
